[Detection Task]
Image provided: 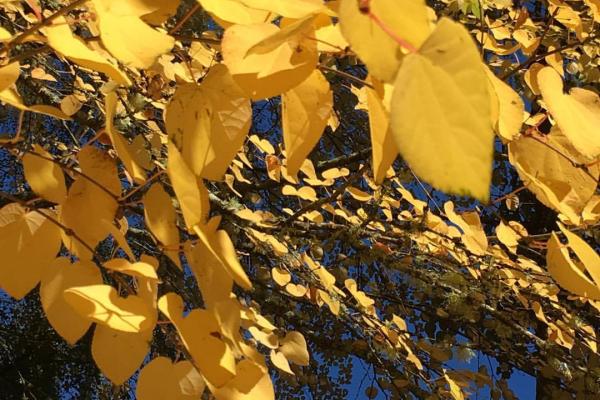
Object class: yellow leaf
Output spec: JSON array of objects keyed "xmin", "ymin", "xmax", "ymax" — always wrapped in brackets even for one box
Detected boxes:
[
  {"xmin": 77, "ymin": 145, "xmax": 122, "ymax": 195},
  {"xmin": 346, "ymin": 186, "xmax": 371, "ymax": 202},
  {"xmin": 143, "ymin": 183, "xmax": 181, "ymax": 267},
  {"xmin": 240, "ymin": 0, "xmax": 326, "ymax": 18},
  {"xmin": 101, "ymin": 218, "xmax": 135, "ymax": 260},
  {"xmin": 92, "ymin": 325, "xmax": 152, "ymax": 385},
  {"xmin": 444, "ymin": 202, "xmax": 488, "ymax": 255},
  {"xmin": 0, "ymin": 61, "xmax": 20, "ymax": 92},
  {"xmin": 550, "ymin": 4, "xmax": 584, "ymax": 41},
  {"xmin": 390, "ymin": 18, "xmax": 493, "ymax": 201},
  {"xmin": 59, "ymin": 146, "xmax": 119, "ymax": 259},
  {"xmin": 193, "ymin": 226, "xmax": 253, "ymax": 290},
  {"xmin": 64, "ymin": 284, "xmax": 155, "ymax": 333},
  {"xmin": 137, "ymin": 255, "xmax": 160, "ymax": 308},
  {"xmin": 444, "ymin": 373, "xmax": 465, "ymax": 400},
  {"xmin": 157, "ymin": 293, "xmax": 236, "ymax": 387},
  {"xmin": 93, "ymin": 0, "xmax": 179, "ymax": 21},
  {"xmin": 105, "ymin": 92, "xmax": 147, "ymax": 183},
  {"xmin": 557, "ymin": 223, "xmax": 600, "ymax": 287},
  {"xmin": 538, "ymin": 66, "xmax": 600, "ymax": 159},
  {"xmin": 211, "ymin": 359, "xmax": 274, "ymax": 400},
  {"xmin": 345, "ymin": 279, "xmax": 375, "ymax": 308},
  {"xmin": 0, "ymin": 204, "xmax": 61, "ymax": 299},
  {"xmin": 93, "ymin": 1, "xmax": 174, "ymax": 69},
  {"xmin": 247, "ymin": 14, "xmax": 316, "ymax": 55},
  {"xmin": 136, "ymin": 357, "xmax": 205, "ymax": 400},
  {"xmin": 22, "ymin": 144, "xmax": 67, "ymax": 204},
  {"xmin": 165, "ymin": 65, "xmax": 251, "ymax": 180},
  {"xmin": 282, "ymin": 69, "xmax": 332, "ymax": 176},
  {"xmin": 0, "ymin": 88, "xmax": 71, "ymax": 120},
  {"xmin": 248, "ymin": 326, "xmax": 279, "ymax": 349},
  {"xmin": 315, "ymin": 21, "xmax": 349, "ymax": 53},
  {"xmin": 584, "ymin": 0, "xmax": 600, "ymax": 23},
  {"xmin": 104, "ymin": 258, "xmax": 159, "ymax": 280},
  {"xmin": 495, "ymin": 221, "xmax": 520, "ymax": 254},
  {"xmin": 167, "ymin": 141, "xmax": 210, "ymax": 230},
  {"xmin": 279, "ymin": 331, "xmax": 309, "ymax": 366},
  {"xmin": 271, "ymin": 267, "xmax": 291, "ymax": 286},
  {"xmin": 285, "ymin": 283, "xmax": 307, "ymax": 297},
  {"xmin": 184, "ymin": 239, "xmax": 233, "ymax": 308},
  {"xmin": 40, "ymin": 258, "xmax": 102, "ymax": 344},
  {"xmin": 222, "ymin": 22, "xmax": 317, "ymax": 100},
  {"xmin": 360, "ymin": 76, "xmax": 397, "ymax": 183},
  {"xmin": 508, "ymin": 128, "xmax": 599, "ymax": 223},
  {"xmin": 338, "ymin": 0, "xmax": 431, "ymax": 82},
  {"xmin": 270, "ymin": 350, "xmax": 294, "ymax": 374},
  {"xmin": 547, "ymin": 232, "xmax": 600, "ymax": 300},
  {"xmin": 198, "ymin": 0, "xmax": 273, "ymax": 27},
  {"xmin": 59, "ymin": 94, "xmax": 82, "ymax": 116},
  {"xmin": 43, "ymin": 17, "xmax": 130, "ymax": 86},
  {"xmin": 485, "ymin": 67, "xmax": 524, "ymax": 142}
]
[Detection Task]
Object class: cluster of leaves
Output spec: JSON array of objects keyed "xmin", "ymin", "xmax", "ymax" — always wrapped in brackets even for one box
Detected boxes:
[{"xmin": 0, "ymin": 0, "xmax": 600, "ymax": 399}]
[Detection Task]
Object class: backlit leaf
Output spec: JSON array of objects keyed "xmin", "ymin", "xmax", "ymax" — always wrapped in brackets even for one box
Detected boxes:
[
  {"xmin": 167, "ymin": 141, "xmax": 210, "ymax": 230},
  {"xmin": 538, "ymin": 66, "xmax": 600, "ymax": 159},
  {"xmin": 390, "ymin": 18, "xmax": 493, "ymax": 201},
  {"xmin": 547, "ymin": 232, "xmax": 600, "ymax": 300},
  {"xmin": 282, "ymin": 69, "xmax": 332, "ymax": 176},
  {"xmin": 64, "ymin": 284, "xmax": 155, "ymax": 333},
  {"xmin": 40, "ymin": 258, "xmax": 102, "ymax": 344},
  {"xmin": 22, "ymin": 144, "xmax": 67, "ymax": 204},
  {"xmin": 157, "ymin": 293, "xmax": 236, "ymax": 387},
  {"xmin": 136, "ymin": 357, "xmax": 205, "ymax": 400},
  {"xmin": 92, "ymin": 325, "xmax": 152, "ymax": 385},
  {"xmin": 105, "ymin": 92, "xmax": 147, "ymax": 183},
  {"xmin": 93, "ymin": 1, "xmax": 174, "ymax": 69},
  {"xmin": 143, "ymin": 183, "xmax": 181, "ymax": 267},
  {"xmin": 222, "ymin": 22, "xmax": 318, "ymax": 100},
  {"xmin": 103, "ymin": 258, "xmax": 159, "ymax": 280},
  {"xmin": 0, "ymin": 204, "xmax": 61, "ymax": 299},
  {"xmin": 165, "ymin": 64, "xmax": 251, "ymax": 181},
  {"xmin": 338, "ymin": 0, "xmax": 431, "ymax": 82},
  {"xmin": 279, "ymin": 331, "xmax": 309, "ymax": 366},
  {"xmin": 43, "ymin": 17, "xmax": 130, "ymax": 86}
]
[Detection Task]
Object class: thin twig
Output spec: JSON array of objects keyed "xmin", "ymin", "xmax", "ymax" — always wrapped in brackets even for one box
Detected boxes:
[
  {"xmin": 1, "ymin": 0, "xmax": 88, "ymax": 54},
  {"xmin": 169, "ymin": 3, "xmax": 201, "ymax": 35},
  {"xmin": 318, "ymin": 65, "xmax": 373, "ymax": 88}
]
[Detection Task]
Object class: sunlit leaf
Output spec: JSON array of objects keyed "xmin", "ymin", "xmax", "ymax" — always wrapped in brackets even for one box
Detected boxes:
[
  {"xmin": 91, "ymin": 324, "xmax": 152, "ymax": 385},
  {"xmin": 158, "ymin": 293, "xmax": 236, "ymax": 387},
  {"xmin": 538, "ymin": 66, "xmax": 600, "ymax": 159},
  {"xmin": 143, "ymin": 183, "xmax": 181, "ymax": 267},
  {"xmin": 167, "ymin": 141, "xmax": 210, "ymax": 230},
  {"xmin": 93, "ymin": 0, "xmax": 174, "ymax": 69},
  {"xmin": 22, "ymin": 144, "xmax": 67, "ymax": 204},
  {"xmin": 222, "ymin": 22, "xmax": 318, "ymax": 100},
  {"xmin": 282, "ymin": 69, "xmax": 332, "ymax": 176},
  {"xmin": 485, "ymin": 67, "xmax": 524, "ymax": 142},
  {"xmin": 338, "ymin": 0, "xmax": 431, "ymax": 82},
  {"xmin": 547, "ymin": 232, "xmax": 600, "ymax": 300},
  {"xmin": 0, "ymin": 204, "xmax": 61, "ymax": 299},
  {"xmin": 40, "ymin": 258, "xmax": 102, "ymax": 344},
  {"xmin": 64, "ymin": 284, "xmax": 155, "ymax": 333},
  {"xmin": 43, "ymin": 17, "xmax": 130, "ymax": 86},
  {"xmin": 390, "ymin": 18, "xmax": 493, "ymax": 201},
  {"xmin": 165, "ymin": 64, "xmax": 251, "ymax": 181},
  {"xmin": 279, "ymin": 331, "xmax": 309, "ymax": 366},
  {"xmin": 136, "ymin": 356, "xmax": 205, "ymax": 400},
  {"xmin": 103, "ymin": 258, "xmax": 159, "ymax": 280},
  {"xmin": 105, "ymin": 91, "xmax": 147, "ymax": 183}
]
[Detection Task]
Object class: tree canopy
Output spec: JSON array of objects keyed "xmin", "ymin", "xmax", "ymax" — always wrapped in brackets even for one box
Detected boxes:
[{"xmin": 1, "ymin": 0, "xmax": 600, "ymax": 399}]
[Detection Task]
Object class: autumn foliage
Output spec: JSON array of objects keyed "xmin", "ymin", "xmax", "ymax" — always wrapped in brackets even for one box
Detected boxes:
[{"xmin": 1, "ymin": 0, "xmax": 600, "ymax": 398}]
